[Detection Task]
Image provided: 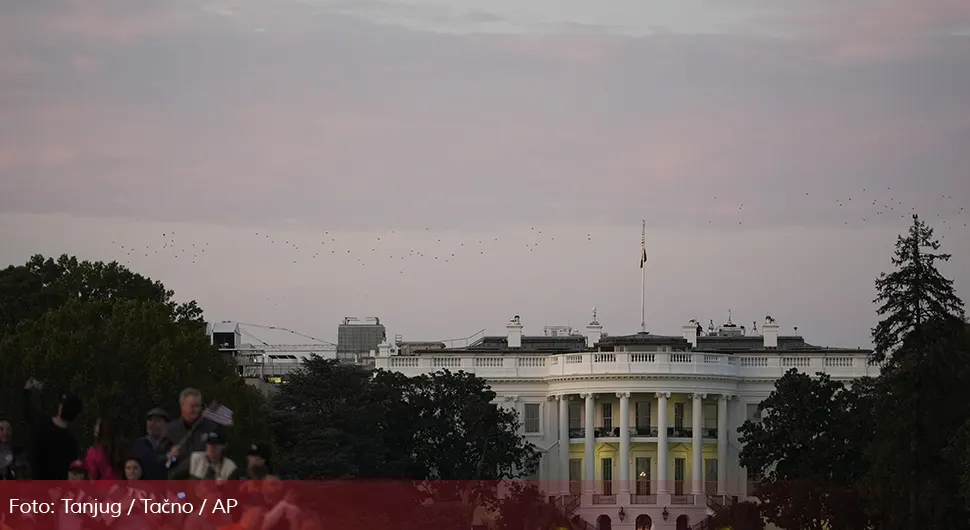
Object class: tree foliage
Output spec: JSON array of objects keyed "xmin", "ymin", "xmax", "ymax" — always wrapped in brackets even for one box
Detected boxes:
[
  {"xmin": 863, "ymin": 320, "xmax": 970, "ymax": 529},
  {"xmin": 494, "ymin": 482, "xmax": 570, "ymax": 530},
  {"xmin": 268, "ymin": 357, "xmax": 419, "ymax": 479},
  {"xmin": 739, "ymin": 216, "xmax": 969, "ymax": 530},
  {"xmin": 0, "ymin": 254, "xmax": 269, "ymax": 461},
  {"xmin": 863, "ymin": 215, "xmax": 969, "ymax": 529},
  {"xmin": 870, "ymin": 214, "xmax": 965, "ymax": 365},
  {"xmin": 706, "ymin": 500, "xmax": 765, "ymax": 530},
  {"xmin": 0, "ymin": 254, "xmax": 203, "ymax": 340},
  {"xmin": 271, "ymin": 362, "xmax": 539, "ymax": 482},
  {"xmin": 738, "ymin": 369, "xmax": 875, "ymax": 530}
]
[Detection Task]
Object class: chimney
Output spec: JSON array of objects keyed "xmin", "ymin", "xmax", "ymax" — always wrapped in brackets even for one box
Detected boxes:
[
  {"xmin": 377, "ymin": 341, "xmax": 392, "ymax": 357},
  {"xmin": 682, "ymin": 321, "xmax": 698, "ymax": 348},
  {"xmin": 586, "ymin": 322, "xmax": 603, "ymax": 348},
  {"xmin": 507, "ymin": 315, "xmax": 523, "ymax": 349},
  {"xmin": 763, "ymin": 315, "xmax": 779, "ymax": 349},
  {"xmin": 586, "ymin": 306, "xmax": 603, "ymax": 348}
]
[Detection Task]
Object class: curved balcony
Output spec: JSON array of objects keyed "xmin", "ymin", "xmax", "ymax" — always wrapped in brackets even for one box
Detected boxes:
[{"xmin": 374, "ymin": 351, "xmax": 877, "ymax": 380}]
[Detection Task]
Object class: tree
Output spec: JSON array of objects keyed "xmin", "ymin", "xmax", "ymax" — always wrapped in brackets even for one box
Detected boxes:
[
  {"xmin": 0, "ymin": 255, "xmax": 268, "ymax": 463},
  {"xmin": 864, "ymin": 215, "xmax": 969, "ymax": 529},
  {"xmin": 737, "ymin": 369, "xmax": 874, "ymax": 530},
  {"xmin": 268, "ymin": 357, "xmax": 418, "ymax": 479},
  {"xmin": 870, "ymin": 215, "xmax": 965, "ymax": 365},
  {"xmin": 706, "ymin": 501, "xmax": 765, "ymax": 530},
  {"xmin": 0, "ymin": 298, "xmax": 270, "ymax": 459},
  {"xmin": 944, "ymin": 418, "xmax": 970, "ymax": 514},
  {"xmin": 0, "ymin": 254, "xmax": 204, "ymax": 340},
  {"xmin": 400, "ymin": 370, "xmax": 540, "ymax": 527},
  {"xmin": 495, "ymin": 482, "xmax": 570, "ymax": 530},
  {"xmin": 270, "ymin": 363, "xmax": 540, "ymax": 517},
  {"xmin": 405, "ymin": 370, "xmax": 540, "ymax": 482}
]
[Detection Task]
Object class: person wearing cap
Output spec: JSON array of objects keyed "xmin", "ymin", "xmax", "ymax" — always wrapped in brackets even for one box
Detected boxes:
[
  {"xmin": 241, "ymin": 442, "xmax": 274, "ymax": 480},
  {"xmin": 22, "ymin": 377, "xmax": 82, "ymax": 480},
  {"xmin": 130, "ymin": 407, "xmax": 171, "ymax": 480},
  {"xmin": 169, "ymin": 431, "xmax": 240, "ymax": 482}
]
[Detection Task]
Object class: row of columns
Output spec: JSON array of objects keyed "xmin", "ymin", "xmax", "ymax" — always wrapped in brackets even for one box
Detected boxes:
[{"xmin": 556, "ymin": 392, "xmax": 730, "ymax": 496}]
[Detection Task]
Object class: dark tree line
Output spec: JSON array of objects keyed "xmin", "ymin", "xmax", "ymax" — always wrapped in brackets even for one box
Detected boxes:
[
  {"xmin": 731, "ymin": 215, "xmax": 970, "ymax": 530},
  {"xmin": 0, "ymin": 254, "xmax": 271, "ymax": 462},
  {"xmin": 268, "ymin": 357, "xmax": 546, "ymax": 526}
]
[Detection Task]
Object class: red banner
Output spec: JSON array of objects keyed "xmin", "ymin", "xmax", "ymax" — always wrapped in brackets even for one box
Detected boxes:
[{"xmin": 0, "ymin": 480, "xmax": 575, "ymax": 530}]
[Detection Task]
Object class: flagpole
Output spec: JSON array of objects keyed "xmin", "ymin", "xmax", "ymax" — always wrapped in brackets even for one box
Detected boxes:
[{"xmin": 640, "ymin": 219, "xmax": 646, "ymax": 333}]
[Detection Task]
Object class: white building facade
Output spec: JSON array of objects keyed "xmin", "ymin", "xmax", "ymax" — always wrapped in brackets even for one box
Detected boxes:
[{"xmin": 374, "ymin": 313, "xmax": 879, "ymax": 530}]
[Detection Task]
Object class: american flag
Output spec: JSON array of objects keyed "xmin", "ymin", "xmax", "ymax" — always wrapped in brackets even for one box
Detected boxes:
[{"xmin": 203, "ymin": 403, "xmax": 233, "ymax": 426}]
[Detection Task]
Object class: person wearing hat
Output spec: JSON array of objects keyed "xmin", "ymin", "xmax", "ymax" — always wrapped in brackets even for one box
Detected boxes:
[
  {"xmin": 242, "ymin": 442, "xmax": 274, "ymax": 480},
  {"xmin": 130, "ymin": 407, "xmax": 171, "ymax": 480},
  {"xmin": 169, "ymin": 431, "xmax": 240, "ymax": 482}
]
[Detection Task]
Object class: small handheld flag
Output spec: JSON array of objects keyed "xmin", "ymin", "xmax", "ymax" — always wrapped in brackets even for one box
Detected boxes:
[{"xmin": 203, "ymin": 403, "xmax": 234, "ymax": 426}]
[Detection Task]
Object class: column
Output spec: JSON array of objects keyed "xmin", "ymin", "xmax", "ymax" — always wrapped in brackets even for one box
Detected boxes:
[
  {"xmin": 655, "ymin": 392, "xmax": 670, "ymax": 494},
  {"xmin": 582, "ymin": 393, "xmax": 596, "ymax": 495},
  {"xmin": 692, "ymin": 393, "xmax": 705, "ymax": 495},
  {"xmin": 558, "ymin": 394, "xmax": 570, "ymax": 494},
  {"xmin": 717, "ymin": 394, "xmax": 729, "ymax": 495},
  {"xmin": 617, "ymin": 392, "xmax": 631, "ymax": 496}
]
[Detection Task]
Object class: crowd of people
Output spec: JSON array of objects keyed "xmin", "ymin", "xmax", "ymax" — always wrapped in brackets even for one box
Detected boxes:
[{"xmin": 0, "ymin": 378, "xmax": 319, "ymax": 530}]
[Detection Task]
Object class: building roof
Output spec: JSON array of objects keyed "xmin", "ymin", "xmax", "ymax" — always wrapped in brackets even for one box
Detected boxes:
[
  {"xmin": 413, "ymin": 334, "xmax": 587, "ymax": 355},
  {"xmin": 598, "ymin": 332, "xmax": 688, "ymax": 346},
  {"xmin": 211, "ymin": 322, "xmax": 239, "ymax": 334}
]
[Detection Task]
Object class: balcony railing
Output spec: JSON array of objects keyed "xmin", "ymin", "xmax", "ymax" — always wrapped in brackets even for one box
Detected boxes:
[
  {"xmin": 670, "ymin": 426, "xmax": 692, "ymax": 438},
  {"xmin": 375, "ymin": 351, "xmax": 877, "ymax": 380},
  {"xmin": 631, "ymin": 494, "xmax": 657, "ymax": 505},
  {"xmin": 592, "ymin": 494, "xmax": 616, "ymax": 505},
  {"xmin": 566, "ymin": 426, "xmax": 720, "ymax": 439}
]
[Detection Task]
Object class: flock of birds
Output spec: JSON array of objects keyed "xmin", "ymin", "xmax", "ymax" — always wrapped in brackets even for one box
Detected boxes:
[{"xmin": 108, "ymin": 186, "xmax": 966, "ymax": 276}]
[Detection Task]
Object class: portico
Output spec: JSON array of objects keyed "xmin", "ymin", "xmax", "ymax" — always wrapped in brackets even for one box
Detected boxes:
[{"xmin": 556, "ymin": 390, "xmax": 732, "ymax": 506}]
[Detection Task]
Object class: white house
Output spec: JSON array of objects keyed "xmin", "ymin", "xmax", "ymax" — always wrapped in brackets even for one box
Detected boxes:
[{"xmin": 374, "ymin": 311, "xmax": 878, "ymax": 530}]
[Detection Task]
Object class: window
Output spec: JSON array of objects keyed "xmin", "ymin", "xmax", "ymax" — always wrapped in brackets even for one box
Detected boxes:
[
  {"xmin": 635, "ymin": 401, "xmax": 651, "ymax": 429},
  {"xmin": 674, "ymin": 402, "xmax": 685, "ymax": 429},
  {"xmin": 601, "ymin": 458, "xmax": 613, "ymax": 495},
  {"xmin": 674, "ymin": 458, "xmax": 685, "ymax": 495},
  {"xmin": 705, "ymin": 459, "xmax": 718, "ymax": 495},
  {"xmin": 601, "ymin": 403, "xmax": 613, "ymax": 430},
  {"xmin": 569, "ymin": 403, "xmax": 582, "ymax": 429},
  {"xmin": 569, "ymin": 459, "xmax": 583, "ymax": 495},
  {"xmin": 524, "ymin": 403, "xmax": 541, "ymax": 434},
  {"xmin": 746, "ymin": 403, "xmax": 761, "ymax": 423},
  {"xmin": 635, "ymin": 458, "xmax": 651, "ymax": 495},
  {"xmin": 703, "ymin": 404, "xmax": 717, "ymax": 430}
]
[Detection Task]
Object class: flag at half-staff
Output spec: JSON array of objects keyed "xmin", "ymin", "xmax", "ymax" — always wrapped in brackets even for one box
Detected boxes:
[{"xmin": 640, "ymin": 224, "xmax": 648, "ymax": 268}]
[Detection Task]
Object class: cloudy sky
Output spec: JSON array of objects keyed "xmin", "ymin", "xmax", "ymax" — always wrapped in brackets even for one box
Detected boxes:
[{"xmin": 1, "ymin": 0, "xmax": 968, "ymax": 349}]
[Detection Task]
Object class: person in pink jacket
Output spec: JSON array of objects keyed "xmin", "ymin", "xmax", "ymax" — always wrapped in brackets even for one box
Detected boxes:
[{"xmin": 85, "ymin": 417, "xmax": 124, "ymax": 480}]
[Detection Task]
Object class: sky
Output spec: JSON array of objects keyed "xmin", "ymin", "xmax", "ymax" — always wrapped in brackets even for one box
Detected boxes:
[{"xmin": 1, "ymin": 0, "xmax": 968, "ymax": 349}]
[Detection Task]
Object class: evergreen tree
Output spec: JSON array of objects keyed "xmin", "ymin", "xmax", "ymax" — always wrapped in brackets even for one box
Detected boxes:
[
  {"xmin": 870, "ymin": 214, "xmax": 965, "ymax": 365},
  {"xmin": 864, "ymin": 214, "xmax": 969, "ymax": 530}
]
